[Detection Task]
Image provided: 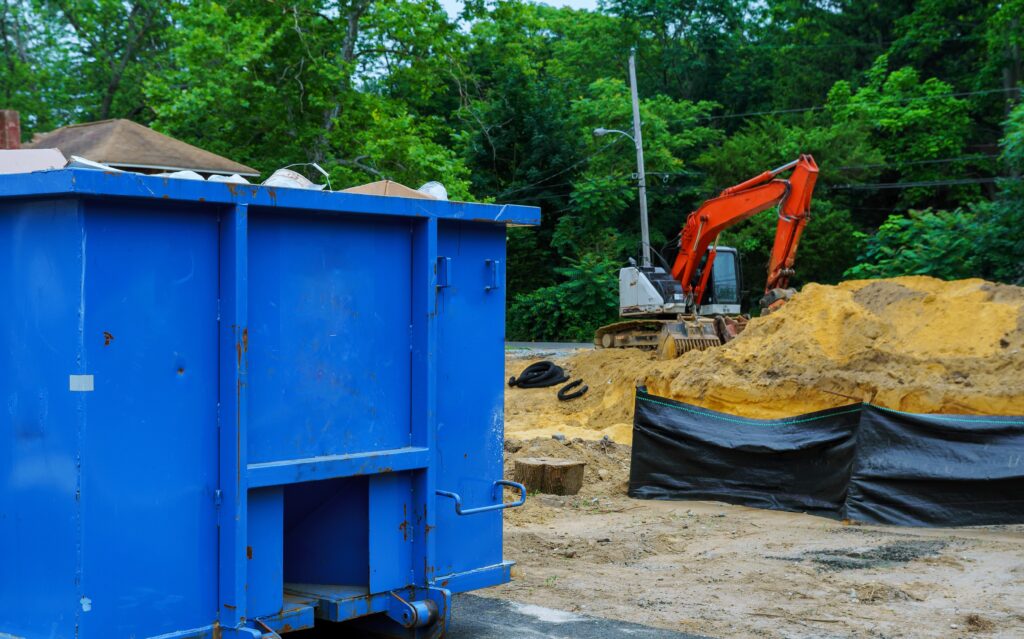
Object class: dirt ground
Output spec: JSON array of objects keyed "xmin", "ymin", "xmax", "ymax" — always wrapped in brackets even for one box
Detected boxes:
[
  {"xmin": 495, "ymin": 276, "xmax": 1024, "ymax": 637},
  {"xmin": 487, "ymin": 436, "xmax": 1024, "ymax": 639}
]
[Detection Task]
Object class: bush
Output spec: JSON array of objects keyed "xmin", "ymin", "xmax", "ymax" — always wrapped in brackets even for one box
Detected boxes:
[
  {"xmin": 844, "ymin": 208, "xmax": 984, "ymax": 281},
  {"xmin": 506, "ymin": 253, "xmax": 620, "ymax": 342}
]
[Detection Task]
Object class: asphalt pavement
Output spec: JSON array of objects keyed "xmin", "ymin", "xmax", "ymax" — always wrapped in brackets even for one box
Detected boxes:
[
  {"xmin": 506, "ymin": 342, "xmax": 594, "ymax": 351},
  {"xmin": 291, "ymin": 594, "xmax": 709, "ymax": 638},
  {"xmin": 448, "ymin": 594, "xmax": 710, "ymax": 638}
]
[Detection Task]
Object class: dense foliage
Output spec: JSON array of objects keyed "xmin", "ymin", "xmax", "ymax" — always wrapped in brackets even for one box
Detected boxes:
[{"xmin": 2, "ymin": 0, "xmax": 1021, "ymax": 340}]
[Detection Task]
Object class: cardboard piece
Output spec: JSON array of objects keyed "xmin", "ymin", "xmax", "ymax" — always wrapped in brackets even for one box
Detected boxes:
[{"xmin": 342, "ymin": 179, "xmax": 436, "ymax": 200}]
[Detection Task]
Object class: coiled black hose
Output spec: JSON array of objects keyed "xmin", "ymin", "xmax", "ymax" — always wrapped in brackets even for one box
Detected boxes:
[
  {"xmin": 508, "ymin": 361, "xmax": 569, "ymax": 388},
  {"xmin": 509, "ymin": 361, "xmax": 589, "ymax": 400},
  {"xmin": 557, "ymin": 379, "xmax": 588, "ymax": 401}
]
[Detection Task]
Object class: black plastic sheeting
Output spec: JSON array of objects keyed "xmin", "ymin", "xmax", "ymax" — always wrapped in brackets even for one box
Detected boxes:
[{"xmin": 629, "ymin": 388, "xmax": 1024, "ymax": 526}]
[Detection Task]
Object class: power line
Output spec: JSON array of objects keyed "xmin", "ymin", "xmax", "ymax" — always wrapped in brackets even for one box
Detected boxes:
[
  {"xmin": 837, "ymin": 154, "xmax": 1000, "ymax": 171},
  {"xmin": 829, "ymin": 177, "xmax": 1018, "ymax": 190},
  {"xmin": 697, "ymin": 87, "xmax": 1020, "ymax": 122},
  {"xmin": 736, "ymin": 32, "xmax": 987, "ymax": 51},
  {"xmin": 493, "ymin": 138, "xmax": 624, "ymax": 200},
  {"xmin": 504, "ymin": 172, "xmax": 635, "ymax": 204}
]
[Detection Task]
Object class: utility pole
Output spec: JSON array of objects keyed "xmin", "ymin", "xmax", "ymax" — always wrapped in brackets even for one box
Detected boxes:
[{"xmin": 628, "ymin": 48, "xmax": 651, "ymax": 269}]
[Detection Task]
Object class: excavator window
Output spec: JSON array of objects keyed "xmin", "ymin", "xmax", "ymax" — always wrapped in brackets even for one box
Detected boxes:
[{"xmin": 709, "ymin": 250, "xmax": 740, "ymax": 306}]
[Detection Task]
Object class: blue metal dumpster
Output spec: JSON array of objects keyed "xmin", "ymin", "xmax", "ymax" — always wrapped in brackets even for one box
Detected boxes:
[{"xmin": 0, "ymin": 169, "xmax": 539, "ymax": 639}]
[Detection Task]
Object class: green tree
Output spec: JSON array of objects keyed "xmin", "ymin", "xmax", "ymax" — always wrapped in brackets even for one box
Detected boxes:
[
  {"xmin": 42, "ymin": 0, "xmax": 170, "ymax": 121},
  {"xmin": 0, "ymin": 1, "xmax": 76, "ymax": 136},
  {"xmin": 975, "ymin": 101, "xmax": 1024, "ymax": 284},
  {"xmin": 827, "ymin": 55, "xmax": 976, "ymax": 209},
  {"xmin": 146, "ymin": 0, "xmax": 472, "ymax": 193},
  {"xmin": 888, "ymin": 0, "xmax": 995, "ymax": 91},
  {"xmin": 846, "ymin": 102, "xmax": 1024, "ymax": 284},
  {"xmin": 507, "ymin": 253, "xmax": 620, "ymax": 342},
  {"xmin": 602, "ymin": 0, "xmax": 747, "ymax": 101},
  {"xmin": 843, "ymin": 208, "xmax": 985, "ymax": 280},
  {"xmin": 720, "ymin": 0, "xmax": 913, "ymax": 115},
  {"xmin": 982, "ymin": 0, "xmax": 1022, "ymax": 104}
]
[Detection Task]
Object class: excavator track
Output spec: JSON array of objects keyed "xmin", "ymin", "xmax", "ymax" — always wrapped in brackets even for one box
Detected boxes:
[
  {"xmin": 595, "ymin": 316, "xmax": 746, "ymax": 357},
  {"xmin": 593, "ymin": 320, "xmax": 668, "ymax": 350}
]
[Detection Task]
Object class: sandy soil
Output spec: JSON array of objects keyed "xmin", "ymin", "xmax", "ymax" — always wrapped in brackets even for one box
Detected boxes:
[
  {"xmin": 504, "ymin": 277, "xmax": 1024, "ymax": 446},
  {"xmin": 487, "ymin": 437, "xmax": 1024, "ymax": 638}
]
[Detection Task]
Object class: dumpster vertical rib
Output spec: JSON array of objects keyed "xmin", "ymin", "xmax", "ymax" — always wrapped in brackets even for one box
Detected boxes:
[
  {"xmin": 74, "ymin": 199, "xmax": 88, "ymax": 635},
  {"xmin": 411, "ymin": 217, "xmax": 439, "ymax": 586},
  {"xmin": 219, "ymin": 203, "xmax": 249, "ymax": 628}
]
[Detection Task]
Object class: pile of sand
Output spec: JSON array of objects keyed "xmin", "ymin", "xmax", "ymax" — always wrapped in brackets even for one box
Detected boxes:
[{"xmin": 505, "ymin": 276, "xmax": 1024, "ymax": 443}]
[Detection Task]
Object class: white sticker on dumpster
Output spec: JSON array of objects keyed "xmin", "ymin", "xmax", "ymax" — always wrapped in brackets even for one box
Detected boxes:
[{"xmin": 69, "ymin": 375, "xmax": 94, "ymax": 392}]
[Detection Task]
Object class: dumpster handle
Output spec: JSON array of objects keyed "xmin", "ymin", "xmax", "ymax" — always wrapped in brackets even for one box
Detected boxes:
[{"xmin": 436, "ymin": 480, "xmax": 526, "ymax": 516}]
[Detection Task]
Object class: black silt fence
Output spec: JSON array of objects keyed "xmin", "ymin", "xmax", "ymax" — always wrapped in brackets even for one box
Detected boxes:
[{"xmin": 629, "ymin": 388, "xmax": 1024, "ymax": 526}]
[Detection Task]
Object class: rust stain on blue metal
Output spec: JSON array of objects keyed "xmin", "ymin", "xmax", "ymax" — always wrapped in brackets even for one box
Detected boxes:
[{"xmin": 400, "ymin": 504, "xmax": 410, "ymax": 542}]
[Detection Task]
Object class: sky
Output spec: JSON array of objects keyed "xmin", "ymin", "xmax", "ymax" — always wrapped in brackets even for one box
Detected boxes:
[{"xmin": 438, "ymin": 0, "xmax": 599, "ymax": 19}]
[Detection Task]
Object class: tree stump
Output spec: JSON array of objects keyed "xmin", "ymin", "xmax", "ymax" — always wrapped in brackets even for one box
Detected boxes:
[{"xmin": 513, "ymin": 457, "xmax": 586, "ymax": 496}]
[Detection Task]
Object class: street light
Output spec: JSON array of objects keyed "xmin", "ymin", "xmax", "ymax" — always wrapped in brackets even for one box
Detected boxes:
[
  {"xmin": 592, "ymin": 128, "xmax": 634, "ymax": 142},
  {"xmin": 592, "ymin": 50, "xmax": 651, "ymax": 268}
]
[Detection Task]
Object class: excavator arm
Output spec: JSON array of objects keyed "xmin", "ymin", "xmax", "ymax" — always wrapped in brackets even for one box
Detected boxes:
[{"xmin": 670, "ymin": 154, "xmax": 819, "ymax": 309}]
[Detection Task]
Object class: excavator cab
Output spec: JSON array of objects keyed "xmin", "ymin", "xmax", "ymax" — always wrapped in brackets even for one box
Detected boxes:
[
  {"xmin": 653, "ymin": 247, "xmax": 749, "ymax": 359},
  {"xmin": 596, "ymin": 247, "xmax": 746, "ymax": 352},
  {"xmin": 616, "ymin": 247, "xmax": 742, "ymax": 318},
  {"xmin": 697, "ymin": 247, "xmax": 742, "ymax": 315}
]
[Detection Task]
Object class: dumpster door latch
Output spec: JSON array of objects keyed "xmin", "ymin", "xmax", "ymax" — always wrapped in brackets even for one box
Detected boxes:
[
  {"xmin": 484, "ymin": 259, "xmax": 501, "ymax": 292},
  {"xmin": 436, "ymin": 256, "xmax": 451, "ymax": 290},
  {"xmin": 435, "ymin": 480, "xmax": 526, "ymax": 516}
]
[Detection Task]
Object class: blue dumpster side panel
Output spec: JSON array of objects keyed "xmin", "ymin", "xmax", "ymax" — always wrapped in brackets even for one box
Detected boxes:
[
  {"xmin": 434, "ymin": 221, "xmax": 506, "ymax": 583},
  {"xmin": 76, "ymin": 202, "xmax": 220, "ymax": 636},
  {"xmin": 247, "ymin": 212, "xmax": 414, "ymax": 463},
  {"xmin": 0, "ymin": 199, "xmax": 83, "ymax": 638}
]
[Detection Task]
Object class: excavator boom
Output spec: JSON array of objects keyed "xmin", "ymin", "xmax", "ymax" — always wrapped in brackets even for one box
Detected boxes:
[
  {"xmin": 671, "ymin": 155, "xmax": 819, "ymax": 308},
  {"xmin": 766, "ymin": 155, "xmax": 818, "ymax": 293}
]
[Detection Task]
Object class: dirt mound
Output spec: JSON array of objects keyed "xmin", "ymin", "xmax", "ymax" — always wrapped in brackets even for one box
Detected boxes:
[
  {"xmin": 650, "ymin": 276, "xmax": 1024, "ymax": 417},
  {"xmin": 504, "ymin": 349, "xmax": 649, "ymax": 443},
  {"xmin": 504, "ymin": 276, "xmax": 1024, "ymax": 442}
]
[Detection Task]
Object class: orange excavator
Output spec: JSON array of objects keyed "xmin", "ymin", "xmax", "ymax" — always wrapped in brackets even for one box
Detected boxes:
[{"xmin": 594, "ymin": 154, "xmax": 819, "ymax": 357}]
